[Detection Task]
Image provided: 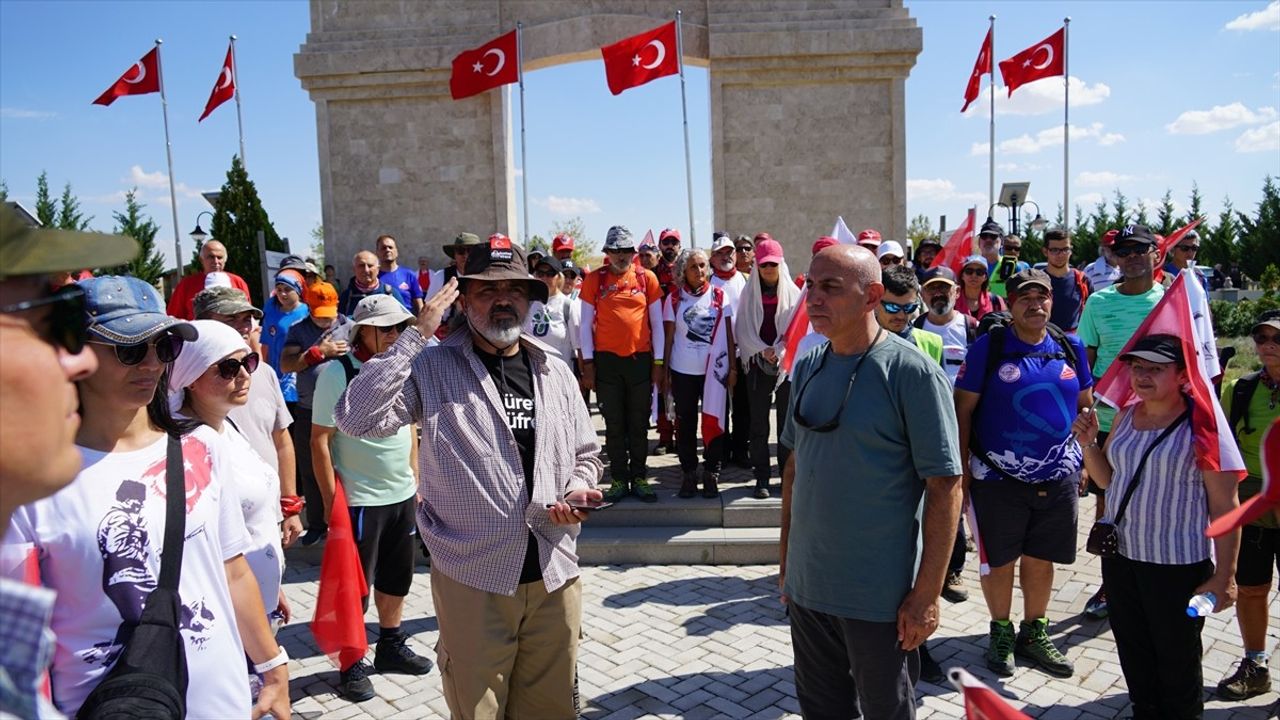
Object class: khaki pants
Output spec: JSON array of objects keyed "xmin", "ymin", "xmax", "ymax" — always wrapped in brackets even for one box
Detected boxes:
[{"xmin": 431, "ymin": 567, "xmax": 582, "ymax": 720}]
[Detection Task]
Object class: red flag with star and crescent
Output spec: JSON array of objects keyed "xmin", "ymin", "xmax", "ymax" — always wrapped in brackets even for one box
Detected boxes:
[
  {"xmin": 92, "ymin": 48, "xmax": 160, "ymax": 106},
  {"xmin": 961, "ymin": 28, "xmax": 992, "ymax": 113},
  {"xmin": 450, "ymin": 30, "xmax": 519, "ymax": 100},
  {"xmin": 998, "ymin": 28, "xmax": 1064, "ymax": 97},
  {"xmin": 199, "ymin": 44, "xmax": 236, "ymax": 122},
  {"xmin": 601, "ymin": 21, "xmax": 679, "ymax": 96}
]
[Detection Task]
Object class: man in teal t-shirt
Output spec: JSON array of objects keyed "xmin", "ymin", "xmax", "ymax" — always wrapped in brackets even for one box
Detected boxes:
[{"xmin": 780, "ymin": 245, "xmax": 962, "ymax": 719}]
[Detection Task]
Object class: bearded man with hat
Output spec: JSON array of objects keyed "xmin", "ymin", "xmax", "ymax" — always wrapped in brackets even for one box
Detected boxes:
[{"xmin": 336, "ymin": 235, "xmax": 603, "ymax": 719}]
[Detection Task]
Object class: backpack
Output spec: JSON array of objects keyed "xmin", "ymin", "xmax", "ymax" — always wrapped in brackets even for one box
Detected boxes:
[
  {"xmin": 1229, "ymin": 370, "xmax": 1263, "ymax": 440},
  {"xmin": 913, "ymin": 313, "xmax": 977, "ymax": 346},
  {"xmin": 592, "ymin": 265, "xmax": 651, "ymax": 306}
]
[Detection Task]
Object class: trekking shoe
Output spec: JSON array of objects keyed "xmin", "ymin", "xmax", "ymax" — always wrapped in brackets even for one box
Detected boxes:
[
  {"xmin": 918, "ymin": 643, "xmax": 945, "ymax": 685},
  {"xmin": 631, "ymin": 478, "xmax": 658, "ymax": 503},
  {"xmin": 753, "ymin": 485, "xmax": 771, "ymax": 499},
  {"xmin": 602, "ymin": 479, "xmax": 630, "ymax": 502},
  {"xmin": 339, "ymin": 659, "xmax": 375, "ymax": 702},
  {"xmin": 299, "ymin": 528, "xmax": 327, "ymax": 547},
  {"xmin": 1217, "ymin": 658, "xmax": 1272, "ymax": 701},
  {"xmin": 940, "ymin": 571, "xmax": 968, "ymax": 603},
  {"xmin": 678, "ymin": 471, "xmax": 699, "ymax": 498},
  {"xmin": 702, "ymin": 470, "xmax": 720, "ymax": 498},
  {"xmin": 1083, "ymin": 587, "xmax": 1108, "ymax": 619},
  {"xmin": 652, "ymin": 442, "xmax": 669, "ymax": 456},
  {"xmin": 374, "ymin": 633, "xmax": 434, "ymax": 675},
  {"xmin": 985, "ymin": 620, "xmax": 1016, "ymax": 677},
  {"xmin": 1015, "ymin": 618, "xmax": 1074, "ymax": 678}
]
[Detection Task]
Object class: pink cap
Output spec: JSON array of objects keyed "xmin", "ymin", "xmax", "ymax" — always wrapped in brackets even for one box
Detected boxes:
[
  {"xmin": 812, "ymin": 236, "xmax": 839, "ymax": 256},
  {"xmin": 857, "ymin": 228, "xmax": 882, "ymax": 247},
  {"xmin": 755, "ymin": 239, "xmax": 784, "ymax": 265}
]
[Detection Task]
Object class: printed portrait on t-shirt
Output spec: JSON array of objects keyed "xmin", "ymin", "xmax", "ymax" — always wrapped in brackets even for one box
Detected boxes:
[{"xmin": 683, "ymin": 302, "xmax": 714, "ymax": 344}]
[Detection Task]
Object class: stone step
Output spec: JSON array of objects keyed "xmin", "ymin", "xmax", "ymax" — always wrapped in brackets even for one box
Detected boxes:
[
  {"xmin": 587, "ymin": 485, "xmax": 780, "ymax": 528},
  {"xmin": 577, "ymin": 525, "xmax": 780, "ymax": 565}
]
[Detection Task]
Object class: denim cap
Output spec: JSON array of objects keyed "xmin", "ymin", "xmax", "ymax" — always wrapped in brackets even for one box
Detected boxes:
[
  {"xmin": 81, "ymin": 276, "xmax": 197, "ymax": 345},
  {"xmin": 604, "ymin": 226, "xmax": 635, "ymax": 251}
]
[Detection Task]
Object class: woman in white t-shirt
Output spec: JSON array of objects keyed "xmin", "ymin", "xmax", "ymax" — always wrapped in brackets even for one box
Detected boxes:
[
  {"xmin": 661, "ymin": 250, "xmax": 736, "ymax": 499},
  {"xmin": 0, "ymin": 277, "xmax": 290, "ymax": 719}
]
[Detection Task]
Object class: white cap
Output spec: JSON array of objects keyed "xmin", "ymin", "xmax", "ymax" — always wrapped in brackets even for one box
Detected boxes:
[
  {"xmin": 204, "ymin": 271, "xmax": 232, "ymax": 289},
  {"xmin": 877, "ymin": 241, "xmax": 904, "ymax": 260},
  {"xmin": 710, "ymin": 234, "xmax": 735, "ymax": 253}
]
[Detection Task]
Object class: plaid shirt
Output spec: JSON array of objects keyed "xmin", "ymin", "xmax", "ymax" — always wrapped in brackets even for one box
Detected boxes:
[
  {"xmin": 0, "ymin": 577, "xmax": 62, "ymax": 719},
  {"xmin": 334, "ymin": 326, "xmax": 602, "ymax": 596}
]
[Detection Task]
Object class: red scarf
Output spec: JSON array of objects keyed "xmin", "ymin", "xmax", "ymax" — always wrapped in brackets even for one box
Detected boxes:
[{"xmin": 713, "ymin": 266, "xmax": 738, "ymax": 281}]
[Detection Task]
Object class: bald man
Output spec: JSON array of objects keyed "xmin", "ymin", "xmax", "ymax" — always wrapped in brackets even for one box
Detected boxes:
[
  {"xmin": 779, "ymin": 245, "xmax": 963, "ymax": 719},
  {"xmin": 339, "ymin": 250, "xmax": 408, "ymax": 317},
  {"xmin": 166, "ymin": 240, "xmax": 253, "ymax": 319}
]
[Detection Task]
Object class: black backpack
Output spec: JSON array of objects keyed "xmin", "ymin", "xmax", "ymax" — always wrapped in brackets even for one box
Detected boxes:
[
  {"xmin": 78, "ymin": 435, "xmax": 189, "ymax": 720},
  {"xmin": 1229, "ymin": 370, "xmax": 1263, "ymax": 440}
]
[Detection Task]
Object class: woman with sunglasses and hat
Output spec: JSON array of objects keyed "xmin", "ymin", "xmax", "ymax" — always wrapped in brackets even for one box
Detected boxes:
[
  {"xmin": 2, "ymin": 276, "xmax": 291, "ymax": 719},
  {"xmin": 957, "ymin": 254, "xmax": 1007, "ymax": 322}
]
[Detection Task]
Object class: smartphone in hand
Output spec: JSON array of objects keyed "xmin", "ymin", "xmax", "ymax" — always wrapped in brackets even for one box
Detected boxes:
[{"xmin": 547, "ymin": 500, "xmax": 614, "ymax": 512}]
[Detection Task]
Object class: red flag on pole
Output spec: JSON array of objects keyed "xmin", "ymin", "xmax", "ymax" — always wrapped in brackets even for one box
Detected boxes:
[
  {"xmin": 948, "ymin": 668, "xmax": 1032, "ymax": 719},
  {"xmin": 601, "ymin": 21, "xmax": 679, "ymax": 96},
  {"xmin": 962, "ymin": 28, "xmax": 993, "ymax": 113},
  {"xmin": 998, "ymin": 28, "xmax": 1064, "ymax": 97},
  {"xmin": 310, "ymin": 478, "xmax": 369, "ymax": 671},
  {"xmin": 198, "ymin": 44, "xmax": 237, "ymax": 122},
  {"xmin": 92, "ymin": 48, "xmax": 160, "ymax": 106},
  {"xmin": 1153, "ymin": 217, "xmax": 1205, "ymax": 284},
  {"xmin": 931, "ymin": 208, "xmax": 977, "ymax": 276},
  {"xmin": 450, "ymin": 30, "xmax": 519, "ymax": 100}
]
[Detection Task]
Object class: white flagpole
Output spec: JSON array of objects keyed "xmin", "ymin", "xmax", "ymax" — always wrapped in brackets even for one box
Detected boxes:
[
  {"xmin": 1063, "ymin": 17, "xmax": 1071, "ymax": 231},
  {"xmin": 230, "ymin": 35, "xmax": 247, "ymax": 170},
  {"xmin": 988, "ymin": 15, "xmax": 996, "ymax": 215},
  {"xmin": 155, "ymin": 39, "xmax": 183, "ymax": 271},
  {"xmin": 676, "ymin": 10, "xmax": 697, "ymax": 249},
  {"xmin": 517, "ymin": 22, "xmax": 531, "ymax": 246}
]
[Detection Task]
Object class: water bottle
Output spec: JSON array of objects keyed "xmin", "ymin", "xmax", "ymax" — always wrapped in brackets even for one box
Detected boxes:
[{"xmin": 1186, "ymin": 592, "xmax": 1216, "ymax": 617}]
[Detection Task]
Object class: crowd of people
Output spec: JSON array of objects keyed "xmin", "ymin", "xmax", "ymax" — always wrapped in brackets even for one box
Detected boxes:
[{"xmin": 0, "ymin": 202, "xmax": 1275, "ymax": 720}]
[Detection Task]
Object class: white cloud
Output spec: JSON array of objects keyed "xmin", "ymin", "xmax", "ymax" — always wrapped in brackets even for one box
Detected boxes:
[
  {"xmin": 962, "ymin": 76, "xmax": 1110, "ymax": 118},
  {"xmin": 123, "ymin": 165, "xmax": 203, "ymax": 200},
  {"xmin": 1166, "ymin": 103, "xmax": 1278, "ymax": 134},
  {"xmin": 971, "ymin": 122, "xmax": 1124, "ymax": 156},
  {"xmin": 1235, "ymin": 121, "xmax": 1280, "ymax": 153},
  {"xmin": 0, "ymin": 107, "xmax": 56, "ymax": 120},
  {"xmin": 1225, "ymin": 1, "xmax": 1280, "ymax": 31},
  {"xmin": 905, "ymin": 178, "xmax": 985, "ymax": 204},
  {"xmin": 1074, "ymin": 192, "xmax": 1105, "ymax": 208},
  {"xmin": 1078, "ymin": 171, "xmax": 1135, "ymax": 188},
  {"xmin": 996, "ymin": 162, "xmax": 1045, "ymax": 172},
  {"xmin": 84, "ymin": 191, "xmax": 130, "ymax": 205},
  {"xmin": 535, "ymin": 195, "xmax": 601, "ymax": 216}
]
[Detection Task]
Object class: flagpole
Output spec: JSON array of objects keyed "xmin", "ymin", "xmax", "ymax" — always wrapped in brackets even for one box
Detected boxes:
[
  {"xmin": 988, "ymin": 15, "xmax": 996, "ymax": 214},
  {"xmin": 230, "ymin": 35, "xmax": 246, "ymax": 170},
  {"xmin": 676, "ymin": 10, "xmax": 697, "ymax": 249},
  {"xmin": 516, "ymin": 22, "xmax": 531, "ymax": 246},
  {"xmin": 155, "ymin": 39, "xmax": 183, "ymax": 272},
  {"xmin": 1063, "ymin": 17, "xmax": 1071, "ymax": 231}
]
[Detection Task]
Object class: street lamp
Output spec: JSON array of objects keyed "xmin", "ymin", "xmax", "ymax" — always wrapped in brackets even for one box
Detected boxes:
[
  {"xmin": 1021, "ymin": 201, "xmax": 1048, "ymax": 235},
  {"xmin": 189, "ymin": 211, "xmax": 213, "ymax": 247},
  {"xmin": 989, "ymin": 182, "xmax": 1048, "ymax": 236}
]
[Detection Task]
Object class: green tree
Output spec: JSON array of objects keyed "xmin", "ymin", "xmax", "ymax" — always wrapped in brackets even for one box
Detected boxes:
[
  {"xmin": 1200, "ymin": 196, "xmax": 1239, "ymax": 269},
  {"xmin": 208, "ymin": 156, "xmax": 285, "ymax": 306},
  {"xmin": 549, "ymin": 216, "xmax": 596, "ymax": 267},
  {"xmin": 906, "ymin": 213, "xmax": 933, "ymax": 248},
  {"xmin": 1155, "ymin": 189, "xmax": 1178, "ymax": 237},
  {"xmin": 0, "ymin": 179, "xmax": 8, "ymax": 201},
  {"xmin": 309, "ymin": 222, "xmax": 325, "ymax": 268},
  {"xmin": 1110, "ymin": 189, "xmax": 1132, "ymax": 229},
  {"xmin": 104, "ymin": 189, "xmax": 166, "ymax": 284},
  {"xmin": 1186, "ymin": 182, "xmax": 1205, "ymax": 226},
  {"xmin": 1133, "ymin": 198, "xmax": 1151, "ymax": 228},
  {"xmin": 56, "ymin": 183, "xmax": 91, "ymax": 231},
  {"xmin": 1238, "ymin": 176, "xmax": 1280, "ymax": 282},
  {"xmin": 1071, "ymin": 205, "xmax": 1097, "ymax": 266},
  {"xmin": 34, "ymin": 172, "xmax": 55, "ymax": 226}
]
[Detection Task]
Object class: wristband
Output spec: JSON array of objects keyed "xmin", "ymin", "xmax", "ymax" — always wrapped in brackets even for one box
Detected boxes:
[
  {"xmin": 653, "ymin": 359, "xmax": 664, "ymax": 366},
  {"xmin": 304, "ymin": 346, "xmax": 326, "ymax": 366},
  {"xmin": 280, "ymin": 496, "xmax": 304, "ymax": 518},
  {"xmin": 253, "ymin": 646, "xmax": 289, "ymax": 674}
]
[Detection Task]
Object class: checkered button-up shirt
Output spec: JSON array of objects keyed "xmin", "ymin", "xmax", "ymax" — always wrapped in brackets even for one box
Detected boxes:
[
  {"xmin": 334, "ymin": 326, "xmax": 602, "ymax": 596},
  {"xmin": 0, "ymin": 577, "xmax": 62, "ymax": 719}
]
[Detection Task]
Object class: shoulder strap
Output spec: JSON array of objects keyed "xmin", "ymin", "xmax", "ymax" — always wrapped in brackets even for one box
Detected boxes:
[
  {"xmin": 593, "ymin": 267, "xmax": 611, "ymax": 306},
  {"xmin": 1045, "ymin": 323, "xmax": 1079, "ymax": 370},
  {"xmin": 912, "ymin": 314, "xmax": 927, "ymax": 330},
  {"xmin": 964, "ymin": 315, "xmax": 977, "ymax": 345},
  {"xmin": 982, "ymin": 326, "xmax": 1007, "ymax": 385},
  {"xmin": 157, "ymin": 434, "xmax": 186, "ymax": 592},
  {"xmin": 1231, "ymin": 371, "xmax": 1263, "ymax": 437},
  {"xmin": 1113, "ymin": 403, "xmax": 1192, "ymax": 528},
  {"xmin": 337, "ymin": 354, "xmax": 360, "ymax": 386}
]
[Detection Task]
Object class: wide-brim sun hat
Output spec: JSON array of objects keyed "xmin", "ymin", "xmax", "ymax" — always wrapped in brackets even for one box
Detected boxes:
[
  {"xmin": 459, "ymin": 234, "xmax": 549, "ymax": 304},
  {"xmin": 81, "ymin": 276, "xmax": 197, "ymax": 345},
  {"xmin": 352, "ymin": 294, "xmax": 416, "ymax": 328},
  {"xmin": 0, "ymin": 204, "xmax": 138, "ymax": 279},
  {"xmin": 441, "ymin": 232, "xmax": 483, "ymax": 263}
]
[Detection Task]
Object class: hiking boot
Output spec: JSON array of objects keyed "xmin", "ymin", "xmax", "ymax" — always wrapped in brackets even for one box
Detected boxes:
[
  {"xmin": 702, "ymin": 470, "xmax": 720, "ymax": 498},
  {"xmin": 985, "ymin": 620, "xmax": 1016, "ymax": 677},
  {"xmin": 678, "ymin": 471, "xmax": 699, "ymax": 498},
  {"xmin": 631, "ymin": 478, "xmax": 658, "ymax": 503},
  {"xmin": 1217, "ymin": 658, "xmax": 1271, "ymax": 701},
  {"xmin": 339, "ymin": 659, "xmax": 375, "ymax": 702},
  {"xmin": 299, "ymin": 528, "xmax": 327, "ymax": 547},
  {"xmin": 1083, "ymin": 587, "xmax": 1108, "ymax": 619},
  {"xmin": 918, "ymin": 643, "xmax": 945, "ymax": 685},
  {"xmin": 1015, "ymin": 618, "xmax": 1074, "ymax": 678},
  {"xmin": 652, "ymin": 444, "xmax": 668, "ymax": 456},
  {"xmin": 940, "ymin": 571, "xmax": 968, "ymax": 603},
  {"xmin": 754, "ymin": 485, "xmax": 771, "ymax": 499},
  {"xmin": 602, "ymin": 479, "xmax": 630, "ymax": 502},
  {"xmin": 374, "ymin": 632, "xmax": 434, "ymax": 675}
]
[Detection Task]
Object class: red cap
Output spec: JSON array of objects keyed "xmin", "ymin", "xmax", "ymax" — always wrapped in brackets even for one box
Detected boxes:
[
  {"xmin": 1102, "ymin": 229, "xmax": 1119, "ymax": 247},
  {"xmin": 659, "ymin": 228, "xmax": 681, "ymax": 242},
  {"xmin": 754, "ymin": 232, "xmax": 774, "ymax": 245},
  {"xmin": 552, "ymin": 234, "xmax": 575, "ymax": 252},
  {"xmin": 1207, "ymin": 418, "xmax": 1280, "ymax": 537},
  {"xmin": 812, "ymin": 236, "xmax": 839, "ymax": 255},
  {"xmin": 857, "ymin": 229, "xmax": 882, "ymax": 247}
]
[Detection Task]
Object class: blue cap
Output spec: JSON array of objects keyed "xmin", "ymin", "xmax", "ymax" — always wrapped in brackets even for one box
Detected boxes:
[
  {"xmin": 962, "ymin": 254, "xmax": 988, "ymax": 269},
  {"xmin": 81, "ymin": 276, "xmax": 197, "ymax": 345}
]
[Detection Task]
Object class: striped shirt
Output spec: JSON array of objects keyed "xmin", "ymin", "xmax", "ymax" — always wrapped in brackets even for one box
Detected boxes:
[
  {"xmin": 1104, "ymin": 406, "xmax": 1210, "ymax": 565},
  {"xmin": 333, "ymin": 326, "xmax": 603, "ymax": 596}
]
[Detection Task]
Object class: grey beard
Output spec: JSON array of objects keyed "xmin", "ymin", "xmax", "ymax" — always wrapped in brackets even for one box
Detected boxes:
[
  {"xmin": 930, "ymin": 297, "xmax": 955, "ymax": 316},
  {"xmin": 468, "ymin": 307, "xmax": 523, "ymax": 348}
]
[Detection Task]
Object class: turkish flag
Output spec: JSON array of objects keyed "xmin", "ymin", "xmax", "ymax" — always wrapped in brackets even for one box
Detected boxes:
[
  {"xmin": 450, "ymin": 30, "xmax": 519, "ymax": 100},
  {"xmin": 931, "ymin": 208, "xmax": 977, "ymax": 276},
  {"xmin": 962, "ymin": 28, "xmax": 992, "ymax": 113},
  {"xmin": 1094, "ymin": 271, "xmax": 1246, "ymax": 478},
  {"xmin": 310, "ymin": 478, "xmax": 369, "ymax": 671},
  {"xmin": 93, "ymin": 48, "xmax": 160, "ymax": 106},
  {"xmin": 1208, "ymin": 417, "xmax": 1280, "ymax": 537},
  {"xmin": 1153, "ymin": 217, "xmax": 1205, "ymax": 284},
  {"xmin": 780, "ymin": 218, "xmax": 860, "ymax": 373},
  {"xmin": 998, "ymin": 28, "xmax": 1064, "ymax": 96},
  {"xmin": 199, "ymin": 44, "xmax": 236, "ymax": 122},
  {"xmin": 601, "ymin": 21, "xmax": 679, "ymax": 96},
  {"xmin": 948, "ymin": 668, "xmax": 1031, "ymax": 719}
]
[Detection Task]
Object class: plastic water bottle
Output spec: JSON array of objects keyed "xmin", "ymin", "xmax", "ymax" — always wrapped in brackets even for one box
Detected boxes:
[{"xmin": 1186, "ymin": 592, "xmax": 1216, "ymax": 617}]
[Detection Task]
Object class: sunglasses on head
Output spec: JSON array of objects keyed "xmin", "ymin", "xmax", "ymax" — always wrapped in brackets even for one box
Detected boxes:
[
  {"xmin": 963, "ymin": 267, "xmax": 988, "ymax": 276},
  {"xmin": 880, "ymin": 300, "xmax": 920, "ymax": 315},
  {"xmin": 91, "ymin": 329, "xmax": 185, "ymax": 366},
  {"xmin": 216, "ymin": 352, "xmax": 260, "ymax": 380},
  {"xmin": 376, "ymin": 321, "xmax": 410, "ymax": 334},
  {"xmin": 1112, "ymin": 244, "xmax": 1151, "ymax": 258},
  {"xmin": 0, "ymin": 284, "xmax": 88, "ymax": 355}
]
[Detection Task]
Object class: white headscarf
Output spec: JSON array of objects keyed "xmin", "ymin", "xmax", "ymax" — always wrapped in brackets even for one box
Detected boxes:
[
  {"xmin": 167, "ymin": 319, "xmax": 250, "ymax": 414},
  {"xmin": 734, "ymin": 257, "xmax": 802, "ymax": 362}
]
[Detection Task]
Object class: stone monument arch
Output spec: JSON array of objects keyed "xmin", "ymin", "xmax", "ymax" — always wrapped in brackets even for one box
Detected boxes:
[{"xmin": 295, "ymin": 0, "xmax": 921, "ymax": 269}]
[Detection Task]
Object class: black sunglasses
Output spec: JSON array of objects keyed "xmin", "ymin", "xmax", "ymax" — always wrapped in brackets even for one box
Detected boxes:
[
  {"xmin": 1253, "ymin": 331, "xmax": 1280, "ymax": 347},
  {"xmin": 1112, "ymin": 244, "xmax": 1151, "ymax": 258},
  {"xmin": 90, "ymin": 330, "xmax": 185, "ymax": 366},
  {"xmin": 216, "ymin": 352, "xmax": 260, "ymax": 380},
  {"xmin": 792, "ymin": 328, "xmax": 881, "ymax": 433},
  {"xmin": 376, "ymin": 321, "xmax": 410, "ymax": 334},
  {"xmin": 1175, "ymin": 244, "xmax": 1200, "ymax": 253},
  {"xmin": 0, "ymin": 284, "xmax": 88, "ymax": 355},
  {"xmin": 533, "ymin": 268, "xmax": 559, "ymax": 278}
]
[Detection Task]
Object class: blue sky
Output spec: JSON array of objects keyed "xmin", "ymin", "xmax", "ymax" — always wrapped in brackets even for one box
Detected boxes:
[{"xmin": 1, "ymin": 1, "xmax": 1277, "ymax": 268}]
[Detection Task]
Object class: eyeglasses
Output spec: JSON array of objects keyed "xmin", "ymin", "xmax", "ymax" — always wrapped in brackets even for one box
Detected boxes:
[
  {"xmin": 880, "ymin": 300, "xmax": 920, "ymax": 315},
  {"xmin": 0, "ymin": 284, "xmax": 88, "ymax": 355},
  {"xmin": 216, "ymin": 352, "xmax": 260, "ymax": 380},
  {"xmin": 1046, "ymin": 247, "xmax": 1072, "ymax": 255},
  {"xmin": 963, "ymin": 267, "xmax": 988, "ymax": 277},
  {"xmin": 1253, "ymin": 331, "xmax": 1280, "ymax": 347},
  {"xmin": 1175, "ymin": 245, "xmax": 1200, "ymax": 253},
  {"xmin": 533, "ymin": 268, "xmax": 559, "ymax": 278},
  {"xmin": 90, "ymin": 330, "xmax": 185, "ymax": 366},
  {"xmin": 792, "ymin": 328, "xmax": 881, "ymax": 433},
  {"xmin": 1112, "ymin": 244, "xmax": 1151, "ymax": 258},
  {"xmin": 376, "ymin": 321, "xmax": 410, "ymax": 334}
]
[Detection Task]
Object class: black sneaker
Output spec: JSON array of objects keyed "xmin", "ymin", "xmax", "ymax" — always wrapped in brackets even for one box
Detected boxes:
[
  {"xmin": 299, "ymin": 528, "xmax": 327, "ymax": 547},
  {"xmin": 374, "ymin": 633, "xmax": 434, "ymax": 675},
  {"xmin": 339, "ymin": 659, "xmax": 375, "ymax": 702},
  {"xmin": 1083, "ymin": 587, "xmax": 1108, "ymax": 619},
  {"xmin": 1217, "ymin": 657, "xmax": 1271, "ymax": 701},
  {"xmin": 940, "ymin": 571, "xmax": 968, "ymax": 603}
]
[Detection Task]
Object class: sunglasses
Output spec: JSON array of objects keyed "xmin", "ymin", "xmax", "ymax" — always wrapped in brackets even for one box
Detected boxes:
[
  {"xmin": 1253, "ymin": 331, "xmax": 1280, "ymax": 347},
  {"xmin": 880, "ymin": 300, "xmax": 920, "ymax": 315},
  {"xmin": 1004, "ymin": 246, "xmax": 1022, "ymax": 253},
  {"xmin": 660, "ymin": 238, "xmax": 680, "ymax": 245},
  {"xmin": 963, "ymin": 267, "xmax": 988, "ymax": 277},
  {"xmin": 91, "ymin": 330, "xmax": 186, "ymax": 366},
  {"xmin": 758, "ymin": 262, "xmax": 779, "ymax": 268},
  {"xmin": 533, "ymin": 268, "xmax": 559, "ymax": 278},
  {"xmin": 1175, "ymin": 244, "xmax": 1200, "ymax": 253},
  {"xmin": 879, "ymin": 256, "xmax": 902, "ymax": 265},
  {"xmin": 735, "ymin": 246, "xmax": 753, "ymax": 253},
  {"xmin": 376, "ymin": 321, "xmax": 410, "ymax": 334},
  {"xmin": 792, "ymin": 328, "xmax": 881, "ymax": 433},
  {"xmin": 0, "ymin": 284, "xmax": 88, "ymax": 355},
  {"xmin": 216, "ymin": 352, "xmax": 260, "ymax": 380},
  {"xmin": 1112, "ymin": 244, "xmax": 1151, "ymax": 258},
  {"xmin": 606, "ymin": 249, "xmax": 635, "ymax": 255}
]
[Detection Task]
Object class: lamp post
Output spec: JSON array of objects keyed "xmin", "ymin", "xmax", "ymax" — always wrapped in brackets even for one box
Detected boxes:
[
  {"xmin": 1017, "ymin": 200, "xmax": 1048, "ymax": 236},
  {"xmin": 188, "ymin": 211, "xmax": 214, "ymax": 258}
]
